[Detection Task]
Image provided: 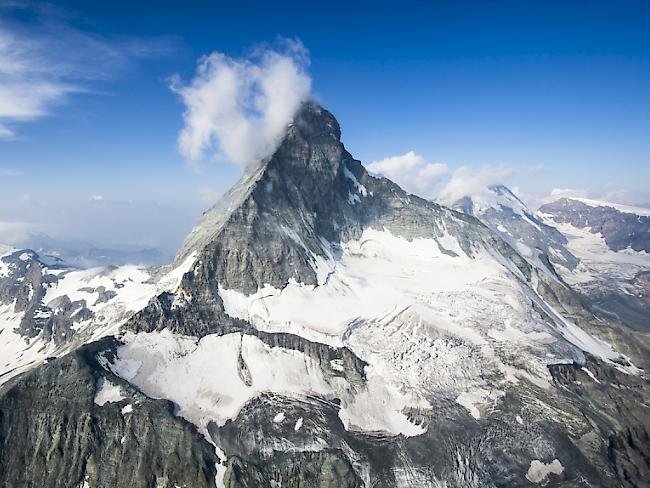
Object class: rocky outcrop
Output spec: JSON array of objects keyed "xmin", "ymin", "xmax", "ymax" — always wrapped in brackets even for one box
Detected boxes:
[
  {"xmin": 0, "ymin": 339, "xmax": 218, "ymax": 488},
  {"xmin": 127, "ymin": 103, "xmax": 533, "ymax": 338},
  {"xmin": 548, "ymin": 355, "xmax": 650, "ymax": 487}
]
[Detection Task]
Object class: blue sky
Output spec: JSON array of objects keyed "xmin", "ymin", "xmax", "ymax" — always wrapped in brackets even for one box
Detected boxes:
[{"xmin": 1, "ymin": 0, "xmax": 649, "ymax": 253}]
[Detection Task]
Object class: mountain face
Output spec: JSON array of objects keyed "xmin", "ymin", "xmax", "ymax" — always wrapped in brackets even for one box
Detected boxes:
[
  {"xmin": 538, "ymin": 198, "xmax": 650, "ymax": 332},
  {"xmin": 539, "ymin": 198, "xmax": 650, "ymax": 253},
  {"xmin": 1, "ymin": 103, "xmax": 649, "ymax": 488},
  {"xmin": 452, "ymin": 185, "xmax": 579, "ymax": 272}
]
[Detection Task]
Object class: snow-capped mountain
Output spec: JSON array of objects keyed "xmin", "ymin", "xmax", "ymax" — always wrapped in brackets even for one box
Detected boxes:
[
  {"xmin": 452, "ymin": 185, "xmax": 579, "ymax": 272},
  {"xmin": 0, "ymin": 104, "xmax": 649, "ymax": 487},
  {"xmin": 538, "ymin": 197, "xmax": 650, "ymax": 332},
  {"xmin": 0, "ymin": 246, "xmax": 194, "ymax": 385}
]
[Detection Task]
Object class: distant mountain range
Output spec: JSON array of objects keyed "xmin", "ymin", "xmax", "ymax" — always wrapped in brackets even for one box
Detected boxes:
[
  {"xmin": 0, "ymin": 104, "xmax": 648, "ymax": 487},
  {"xmin": 2, "ymin": 232, "xmax": 171, "ymax": 268},
  {"xmin": 455, "ymin": 187, "xmax": 650, "ymax": 333}
]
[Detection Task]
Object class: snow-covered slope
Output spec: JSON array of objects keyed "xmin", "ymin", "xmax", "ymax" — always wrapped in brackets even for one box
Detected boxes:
[
  {"xmin": 451, "ymin": 185, "xmax": 578, "ymax": 273},
  {"xmin": 569, "ymin": 197, "xmax": 650, "ymax": 217},
  {"xmin": 0, "ymin": 248, "xmax": 196, "ymax": 385},
  {"xmin": 539, "ymin": 197, "xmax": 650, "ymax": 331}
]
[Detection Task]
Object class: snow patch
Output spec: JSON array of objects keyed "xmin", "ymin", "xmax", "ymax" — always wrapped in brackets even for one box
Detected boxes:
[
  {"xmin": 94, "ymin": 376, "xmax": 125, "ymax": 406},
  {"xmin": 343, "ymin": 164, "xmax": 367, "ymax": 197},
  {"xmin": 526, "ymin": 459, "xmax": 564, "ymax": 484}
]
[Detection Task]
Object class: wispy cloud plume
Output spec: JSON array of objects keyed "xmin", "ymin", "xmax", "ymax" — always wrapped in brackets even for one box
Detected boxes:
[
  {"xmin": 437, "ymin": 165, "xmax": 517, "ymax": 205},
  {"xmin": 0, "ymin": 2, "xmax": 178, "ymax": 137},
  {"xmin": 171, "ymin": 39, "xmax": 312, "ymax": 169},
  {"xmin": 367, "ymin": 151, "xmax": 449, "ymax": 198}
]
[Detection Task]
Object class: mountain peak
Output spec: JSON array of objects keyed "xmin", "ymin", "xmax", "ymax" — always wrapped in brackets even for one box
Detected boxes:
[{"xmin": 290, "ymin": 101, "xmax": 341, "ymax": 143}]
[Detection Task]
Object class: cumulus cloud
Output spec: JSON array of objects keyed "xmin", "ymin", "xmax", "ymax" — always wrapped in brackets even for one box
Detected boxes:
[
  {"xmin": 539, "ymin": 188, "xmax": 589, "ymax": 205},
  {"xmin": 0, "ymin": 2, "xmax": 178, "ymax": 137},
  {"xmin": 437, "ymin": 165, "xmax": 517, "ymax": 206},
  {"xmin": 367, "ymin": 151, "xmax": 449, "ymax": 198},
  {"xmin": 171, "ymin": 39, "xmax": 312, "ymax": 168}
]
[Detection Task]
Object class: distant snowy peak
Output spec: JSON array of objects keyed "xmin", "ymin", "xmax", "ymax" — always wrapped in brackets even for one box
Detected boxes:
[
  {"xmin": 7, "ymin": 232, "xmax": 171, "ymax": 268},
  {"xmin": 569, "ymin": 197, "xmax": 650, "ymax": 217},
  {"xmin": 453, "ymin": 185, "xmax": 578, "ymax": 272},
  {"xmin": 453, "ymin": 184, "xmax": 531, "ymax": 218},
  {"xmin": 539, "ymin": 197, "xmax": 650, "ymax": 254},
  {"xmin": 0, "ymin": 247, "xmax": 193, "ymax": 385}
]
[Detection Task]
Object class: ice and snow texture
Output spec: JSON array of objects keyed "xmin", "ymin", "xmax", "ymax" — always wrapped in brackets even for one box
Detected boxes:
[
  {"xmin": 109, "ymin": 329, "xmax": 426, "ymax": 437},
  {"xmin": 94, "ymin": 376, "xmax": 125, "ymax": 406},
  {"xmin": 570, "ymin": 197, "xmax": 650, "ymax": 217},
  {"xmin": 218, "ymin": 228, "xmax": 623, "ymax": 425},
  {"xmin": 0, "ymin": 252, "xmax": 197, "ymax": 385},
  {"xmin": 109, "ymin": 331, "xmax": 331, "ymax": 435},
  {"xmin": 526, "ymin": 459, "xmax": 564, "ymax": 484},
  {"xmin": 539, "ymin": 214, "xmax": 650, "ymax": 310}
]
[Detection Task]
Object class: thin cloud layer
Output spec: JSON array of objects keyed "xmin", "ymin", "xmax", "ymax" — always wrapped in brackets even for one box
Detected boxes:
[
  {"xmin": 367, "ymin": 151, "xmax": 449, "ymax": 198},
  {"xmin": 171, "ymin": 40, "xmax": 312, "ymax": 168},
  {"xmin": 0, "ymin": 220, "xmax": 32, "ymax": 244},
  {"xmin": 437, "ymin": 165, "xmax": 517, "ymax": 206},
  {"xmin": 0, "ymin": 2, "xmax": 178, "ymax": 138}
]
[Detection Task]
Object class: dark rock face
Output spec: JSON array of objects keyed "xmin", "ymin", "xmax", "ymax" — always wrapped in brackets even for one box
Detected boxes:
[
  {"xmin": 0, "ymin": 340, "xmax": 218, "ymax": 488},
  {"xmin": 548, "ymin": 355, "xmax": 650, "ymax": 487},
  {"xmin": 588, "ymin": 269, "xmax": 650, "ymax": 333},
  {"xmin": 539, "ymin": 198, "xmax": 650, "ymax": 253},
  {"xmin": 222, "ymin": 451, "xmax": 362, "ymax": 488}
]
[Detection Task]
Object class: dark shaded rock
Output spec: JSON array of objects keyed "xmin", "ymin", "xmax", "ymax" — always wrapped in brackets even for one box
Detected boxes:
[{"xmin": 0, "ymin": 340, "xmax": 218, "ymax": 488}]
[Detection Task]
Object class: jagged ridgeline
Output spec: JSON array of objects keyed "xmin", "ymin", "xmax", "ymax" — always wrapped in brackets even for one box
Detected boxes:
[{"xmin": 1, "ymin": 103, "xmax": 649, "ymax": 487}]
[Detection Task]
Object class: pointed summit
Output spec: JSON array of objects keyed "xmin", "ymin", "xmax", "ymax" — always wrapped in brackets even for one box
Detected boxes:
[{"xmin": 134, "ymin": 103, "xmax": 536, "ymax": 337}]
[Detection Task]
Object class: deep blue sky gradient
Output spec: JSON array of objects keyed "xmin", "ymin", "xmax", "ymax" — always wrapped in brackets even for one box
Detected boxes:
[{"xmin": 1, "ymin": 0, "xmax": 649, "ymax": 251}]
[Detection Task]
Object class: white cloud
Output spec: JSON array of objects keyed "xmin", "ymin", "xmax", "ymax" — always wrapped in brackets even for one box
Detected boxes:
[
  {"xmin": 538, "ymin": 188, "xmax": 589, "ymax": 205},
  {"xmin": 528, "ymin": 164, "xmax": 547, "ymax": 174},
  {"xmin": 89, "ymin": 195, "xmax": 104, "ymax": 202},
  {"xmin": 367, "ymin": 151, "xmax": 449, "ymax": 198},
  {"xmin": 171, "ymin": 39, "xmax": 312, "ymax": 168},
  {"xmin": 0, "ymin": 3, "xmax": 178, "ymax": 137},
  {"xmin": 437, "ymin": 165, "xmax": 517, "ymax": 206}
]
